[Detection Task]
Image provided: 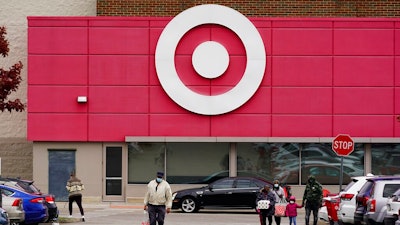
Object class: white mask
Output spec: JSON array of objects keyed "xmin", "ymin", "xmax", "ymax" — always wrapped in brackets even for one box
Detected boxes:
[
  {"xmin": 274, "ymin": 184, "xmax": 279, "ymax": 188},
  {"xmin": 290, "ymin": 200, "xmax": 295, "ymax": 204},
  {"xmin": 156, "ymin": 178, "xmax": 163, "ymax": 183}
]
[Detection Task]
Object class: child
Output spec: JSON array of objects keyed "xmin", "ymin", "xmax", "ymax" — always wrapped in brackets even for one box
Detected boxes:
[{"xmin": 286, "ymin": 196, "xmax": 303, "ymax": 225}]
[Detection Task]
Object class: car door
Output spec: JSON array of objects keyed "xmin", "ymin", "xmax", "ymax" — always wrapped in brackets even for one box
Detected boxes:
[
  {"xmin": 202, "ymin": 178, "xmax": 235, "ymax": 206},
  {"xmin": 231, "ymin": 178, "xmax": 260, "ymax": 207}
]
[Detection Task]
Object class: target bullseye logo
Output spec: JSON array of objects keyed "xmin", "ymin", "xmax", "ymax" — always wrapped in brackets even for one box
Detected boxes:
[{"xmin": 155, "ymin": 4, "xmax": 266, "ymax": 115}]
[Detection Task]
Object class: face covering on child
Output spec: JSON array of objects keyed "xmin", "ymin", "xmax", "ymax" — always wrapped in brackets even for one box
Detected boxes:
[{"xmin": 290, "ymin": 200, "xmax": 294, "ymax": 204}]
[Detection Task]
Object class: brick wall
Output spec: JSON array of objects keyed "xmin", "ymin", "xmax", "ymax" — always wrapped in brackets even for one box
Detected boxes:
[{"xmin": 97, "ymin": 0, "xmax": 400, "ymax": 17}]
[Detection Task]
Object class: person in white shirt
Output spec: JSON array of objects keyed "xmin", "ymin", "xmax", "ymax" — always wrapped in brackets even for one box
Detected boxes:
[
  {"xmin": 272, "ymin": 180, "xmax": 286, "ymax": 225},
  {"xmin": 144, "ymin": 171, "xmax": 172, "ymax": 225}
]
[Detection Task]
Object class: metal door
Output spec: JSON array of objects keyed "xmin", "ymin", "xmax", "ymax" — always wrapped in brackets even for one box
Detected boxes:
[{"xmin": 49, "ymin": 150, "xmax": 76, "ymax": 201}]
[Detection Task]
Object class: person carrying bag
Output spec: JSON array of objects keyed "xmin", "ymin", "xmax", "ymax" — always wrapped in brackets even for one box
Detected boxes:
[
  {"xmin": 272, "ymin": 180, "xmax": 287, "ymax": 224},
  {"xmin": 256, "ymin": 185, "xmax": 276, "ymax": 225}
]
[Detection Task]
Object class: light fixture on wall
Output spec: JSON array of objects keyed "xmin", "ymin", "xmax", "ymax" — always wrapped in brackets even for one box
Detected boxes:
[{"xmin": 77, "ymin": 96, "xmax": 87, "ymax": 103}]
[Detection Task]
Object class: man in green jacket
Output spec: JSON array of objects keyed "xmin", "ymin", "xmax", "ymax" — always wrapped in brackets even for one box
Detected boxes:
[{"xmin": 302, "ymin": 175, "xmax": 323, "ymax": 225}]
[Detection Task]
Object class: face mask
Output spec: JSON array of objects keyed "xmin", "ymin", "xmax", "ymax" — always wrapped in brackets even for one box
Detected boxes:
[
  {"xmin": 156, "ymin": 178, "xmax": 163, "ymax": 183},
  {"xmin": 290, "ymin": 201, "xmax": 294, "ymax": 204},
  {"xmin": 274, "ymin": 184, "xmax": 279, "ymax": 188}
]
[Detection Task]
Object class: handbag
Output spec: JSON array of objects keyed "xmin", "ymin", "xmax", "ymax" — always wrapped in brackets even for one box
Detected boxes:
[
  {"xmin": 274, "ymin": 199, "xmax": 288, "ymax": 217},
  {"xmin": 141, "ymin": 210, "xmax": 150, "ymax": 225},
  {"xmin": 257, "ymin": 200, "xmax": 270, "ymax": 209}
]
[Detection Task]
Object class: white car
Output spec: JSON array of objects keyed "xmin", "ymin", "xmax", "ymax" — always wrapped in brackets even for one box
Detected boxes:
[
  {"xmin": 2, "ymin": 195, "xmax": 25, "ymax": 225},
  {"xmin": 337, "ymin": 174, "xmax": 375, "ymax": 225},
  {"xmin": 384, "ymin": 188, "xmax": 400, "ymax": 225}
]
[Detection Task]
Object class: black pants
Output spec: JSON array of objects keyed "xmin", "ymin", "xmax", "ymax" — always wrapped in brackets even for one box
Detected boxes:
[
  {"xmin": 305, "ymin": 201, "xmax": 319, "ymax": 225},
  {"xmin": 259, "ymin": 209, "xmax": 273, "ymax": 225},
  {"xmin": 148, "ymin": 204, "xmax": 166, "ymax": 225},
  {"xmin": 69, "ymin": 194, "xmax": 84, "ymax": 216}
]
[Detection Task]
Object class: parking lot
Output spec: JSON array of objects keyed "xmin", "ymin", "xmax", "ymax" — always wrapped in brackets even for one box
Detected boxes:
[{"xmin": 52, "ymin": 202, "xmax": 328, "ymax": 225}]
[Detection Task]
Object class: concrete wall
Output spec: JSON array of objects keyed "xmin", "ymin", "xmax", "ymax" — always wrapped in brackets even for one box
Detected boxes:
[
  {"xmin": 33, "ymin": 142, "xmax": 103, "ymax": 201},
  {"xmin": 0, "ymin": 0, "xmax": 96, "ymax": 179}
]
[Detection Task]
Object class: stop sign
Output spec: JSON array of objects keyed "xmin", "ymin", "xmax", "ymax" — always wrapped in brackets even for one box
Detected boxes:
[{"xmin": 332, "ymin": 134, "xmax": 354, "ymax": 156}]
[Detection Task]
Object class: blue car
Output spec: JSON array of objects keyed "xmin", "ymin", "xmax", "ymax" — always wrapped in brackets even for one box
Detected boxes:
[
  {"xmin": 0, "ymin": 208, "xmax": 9, "ymax": 225},
  {"xmin": 0, "ymin": 185, "xmax": 47, "ymax": 224}
]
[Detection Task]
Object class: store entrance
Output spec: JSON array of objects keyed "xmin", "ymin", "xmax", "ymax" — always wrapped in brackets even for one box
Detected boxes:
[{"xmin": 103, "ymin": 146, "xmax": 125, "ymax": 201}]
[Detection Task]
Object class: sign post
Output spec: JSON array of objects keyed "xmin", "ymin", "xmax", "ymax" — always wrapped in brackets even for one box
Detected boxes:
[{"xmin": 332, "ymin": 134, "xmax": 354, "ymax": 191}]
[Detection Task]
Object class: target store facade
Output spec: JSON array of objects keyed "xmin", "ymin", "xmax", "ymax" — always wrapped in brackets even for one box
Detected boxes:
[{"xmin": 28, "ymin": 5, "xmax": 400, "ymax": 202}]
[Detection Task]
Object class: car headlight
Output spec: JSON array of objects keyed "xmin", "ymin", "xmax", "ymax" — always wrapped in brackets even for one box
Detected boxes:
[{"xmin": 172, "ymin": 192, "xmax": 177, "ymax": 200}]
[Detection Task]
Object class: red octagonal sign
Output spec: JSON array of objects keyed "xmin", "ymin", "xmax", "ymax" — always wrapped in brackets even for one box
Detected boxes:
[{"xmin": 332, "ymin": 134, "xmax": 354, "ymax": 156}]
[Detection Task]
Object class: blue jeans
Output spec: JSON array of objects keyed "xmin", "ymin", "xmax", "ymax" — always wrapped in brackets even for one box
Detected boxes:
[
  {"xmin": 289, "ymin": 216, "xmax": 297, "ymax": 225},
  {"xmin": 147, "ymin": 204, "xmax": 166, "ymax": 225}
]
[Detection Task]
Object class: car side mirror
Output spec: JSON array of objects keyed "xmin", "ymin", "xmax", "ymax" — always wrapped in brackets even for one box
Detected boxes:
[{"xmin": 208, "ymin": 185, "xmax": 213, "ymax": 191}]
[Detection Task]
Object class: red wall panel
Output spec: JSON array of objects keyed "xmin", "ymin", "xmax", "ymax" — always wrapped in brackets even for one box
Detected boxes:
[
  {"xmin": 28, "ymin": 55, "xmax": 88, "ymax": 85},
  {"xmin": 272, "ymin": 115, "xmax": 332, "ymax": 137},
  {"xmin": 272, "ymin": 28, "xmax": 332, "ymax": 55},
  {"xmin": 211, "ymin": 114, "xmax": 272, "ymax": 136},
  {"xmin": 28, "ymin": 27, "xmax": 88, "ymax": 54},
  {"xmin": 334, "ymin": 57, "xmax": 394, "ymax": 86},
  {"xmin": 28, "ymin": 114, "xmax": 88, "ymax": 141},
  {"xmin": 89, "ymin": 27, "xmax": 149, "ymax": 54},
  {"xmin": 333, "ymin": 115, "xmax": 393, "ymax": 137},
  {"xmin": 150, "ymin": 114, "xmax": 210, "ymax": 136},
  {"xmin": 89, "ymin": 55, "xmax": 149, "ymax": 85},
  {"xmin": 88, "ymin": 86, "xmax": 149, "ymax": 113},
  {"xmin": 27, "ymin": 17, "xmax": 400, "ymax": 141},
  {"xmin": 333, "ymin": 88, "xmax": 393, "ymax": 114},
  {"xmin": 334, "ymin": 29, "xmax": 394, "ymax": 55},
  {"xmin": 28, "ymin": 86, "xmax": 87, "ymax": 113},
  {"xmin": 272, "ymin": 88, "xmax": 332, "ymax": 114},
  {"xmin": 88, "ymin": 114, "xmax": 149, "ymax": 141},
  {"xmin": 272, "ymin": 56, "xmax": 332, "ymax": 86}
]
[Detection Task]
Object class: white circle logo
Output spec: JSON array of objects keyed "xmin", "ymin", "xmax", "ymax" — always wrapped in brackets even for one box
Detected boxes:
[{"xmin": 155, "ymin": 4, "xmax": 266, "ymax": 115}]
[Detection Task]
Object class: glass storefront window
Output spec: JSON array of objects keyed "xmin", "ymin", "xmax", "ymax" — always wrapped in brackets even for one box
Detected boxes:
[
  {"xmin": 371, "ymin": 144, "xmax": 400, "ymax": 175},
  {"xmin": 128, "ymin": 141, "xmax": 365, "ymax": 185},
  {"xmin": 237, "ymin": 143, "xmax": 300, "ymax": 183},
  {"xmin": 301, "ymin": 143, "xmax": 364, "ymax": 185},
  {"xmin": 165, "ymin": 142, "xmax": 230, "ymax": 184},
  {"xmin": 128, "ymin": 142, "xmax": 165, "ymax": 184},
  {"xmin": 128, "ymin": 142, "xmax": 230, "ymax": 184}
]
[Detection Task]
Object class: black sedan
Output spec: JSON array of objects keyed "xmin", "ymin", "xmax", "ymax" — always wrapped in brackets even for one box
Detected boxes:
[{"xmin": 172, "ymin": 177, "xmax": 272, "ymax": 213}]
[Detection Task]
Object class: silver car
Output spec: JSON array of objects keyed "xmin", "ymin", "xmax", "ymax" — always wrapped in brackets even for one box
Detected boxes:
[
  {"xmin": 2, "ymin": 195, "xmax": 25, "ymax": 225},
  {"xmin": 364, "ymin": 177, "xmax": 400, "ymax": 225}
]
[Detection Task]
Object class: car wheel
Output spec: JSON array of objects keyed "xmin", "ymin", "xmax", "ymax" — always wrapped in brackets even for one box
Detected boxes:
[{"xmin": 181, "ymin": 197, "xmax": 198, "ymax": 213}]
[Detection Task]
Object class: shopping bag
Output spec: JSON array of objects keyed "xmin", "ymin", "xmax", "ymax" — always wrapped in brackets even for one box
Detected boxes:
[
  {"xmin": 274, "ymin": 202, "xmax": 287, "ymax": 217},
  {"xmin": 141, "ymin": 210, "xmax": 150, "ymax": 225},
  {"xmin": 257, "ymin": 200, "xmax": 270, "ymax": 209}
]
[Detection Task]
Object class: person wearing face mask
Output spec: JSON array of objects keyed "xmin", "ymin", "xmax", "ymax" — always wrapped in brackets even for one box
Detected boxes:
[
  {"xmin": 302, "ymin": 175, "xmax": 323, "ymax": 225},
  {"xmin": 144, "ymin": 171, "xmax": 173, "ymax": 225},
  {"xmin": 285, "ymin": 196, "xmax": 303, "ymax": 225},
  {"xmin": 272, "ymin": 180, "xmax": 287, "ymax": 225}
]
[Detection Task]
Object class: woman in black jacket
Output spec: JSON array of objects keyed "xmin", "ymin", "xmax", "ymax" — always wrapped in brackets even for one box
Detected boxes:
[{"xmin": 256, "ymin": 185, "xmax": 276, "ymax": 225}]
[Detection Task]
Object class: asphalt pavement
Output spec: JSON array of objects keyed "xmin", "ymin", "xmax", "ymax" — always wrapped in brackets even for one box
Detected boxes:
[{"xmin": 42, "ymin": 202, "xmax": 329, "ymax": 225}]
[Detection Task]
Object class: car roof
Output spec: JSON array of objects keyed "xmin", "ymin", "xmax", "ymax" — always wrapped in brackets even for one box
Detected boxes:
[{"xmin": 367, "ymin": 176, "xmax": 400, "ymax": 182}]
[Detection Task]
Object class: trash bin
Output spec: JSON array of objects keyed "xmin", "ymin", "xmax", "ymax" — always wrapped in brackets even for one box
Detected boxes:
[{"xmin": 325, "ymin": 196, "xmax": 340, "ymax": 225}]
